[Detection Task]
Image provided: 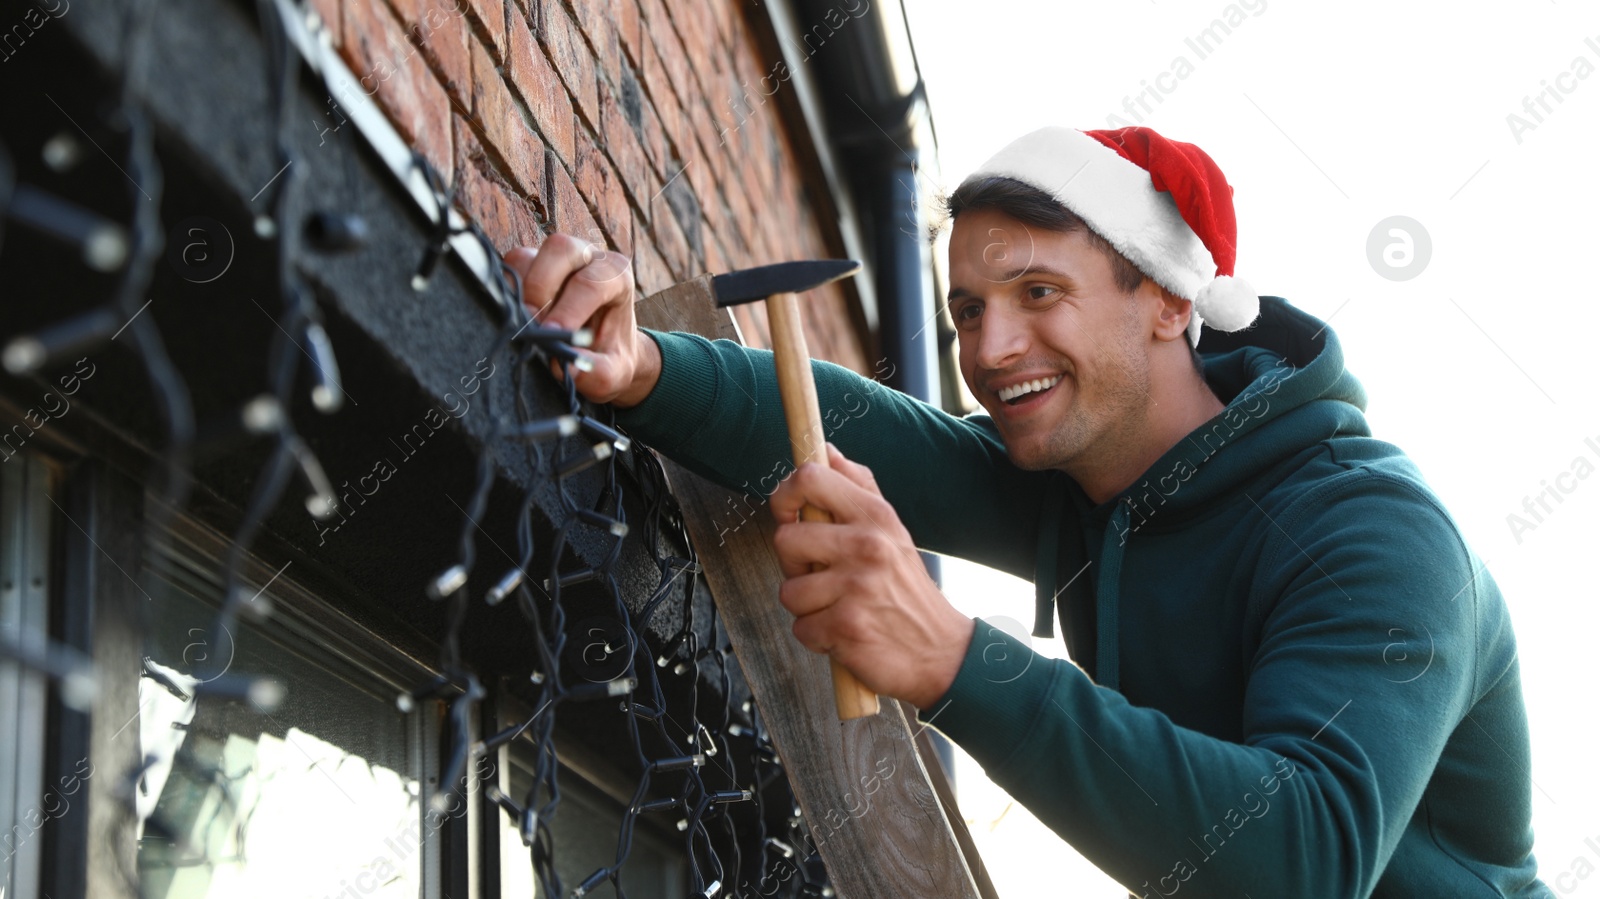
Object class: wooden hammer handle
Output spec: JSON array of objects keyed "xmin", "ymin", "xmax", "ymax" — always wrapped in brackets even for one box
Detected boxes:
[{"xmin": 765, "ymin": 291, "xmax": 880, "ymax": 720}]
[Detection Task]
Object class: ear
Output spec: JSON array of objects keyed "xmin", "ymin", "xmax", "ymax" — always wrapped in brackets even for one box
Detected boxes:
[{"xmin": 1148, "ymin": 283, "xmax": 1193, "ymax": 345}]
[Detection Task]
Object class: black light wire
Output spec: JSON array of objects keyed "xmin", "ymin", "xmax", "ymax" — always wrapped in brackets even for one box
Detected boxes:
[
  {"xmin": 405, "ymin": 236, "xmax": 772, "ymax": 898},
  {"xmin": 192, "ymin": 0, "xmax": 341, "ymax": 695},
  {"xmin": 0, "ymin": 0, "xmax": 832, "ymax": 892},
  {"xmin": 0, "ymin": 0, "xmax": 815, "ymax": 893}
]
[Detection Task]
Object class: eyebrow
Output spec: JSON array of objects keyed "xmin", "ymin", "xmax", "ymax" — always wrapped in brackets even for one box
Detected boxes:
[{"xmin": 947, "ymin": 264, "xmax": 1076, "ymax": 301}]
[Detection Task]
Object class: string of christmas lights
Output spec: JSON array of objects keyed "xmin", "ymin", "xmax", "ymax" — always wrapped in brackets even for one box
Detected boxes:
[{"xmin": 0, "ymin": 0, "xmax": 839, "ymax": 893}]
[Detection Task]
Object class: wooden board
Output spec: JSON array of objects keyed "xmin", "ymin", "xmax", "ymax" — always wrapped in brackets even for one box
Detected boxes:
[{"xmin": 635, "ymin": 280, "xmax": 993, "ymax": 899}]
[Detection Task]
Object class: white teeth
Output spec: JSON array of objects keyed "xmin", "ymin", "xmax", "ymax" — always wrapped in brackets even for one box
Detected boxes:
[{"xmin": 997, "ymin": 376, "xmax": 1062, "ymax": 402}]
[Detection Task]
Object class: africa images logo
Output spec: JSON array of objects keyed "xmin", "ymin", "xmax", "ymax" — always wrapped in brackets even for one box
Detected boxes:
[{"xmin": 167, "ymin": 216, "xmax": 235, "ymax": 283}]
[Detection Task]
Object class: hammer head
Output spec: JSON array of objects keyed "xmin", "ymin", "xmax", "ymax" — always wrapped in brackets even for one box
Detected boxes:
[{"xmin": 712, "ymin": 259, "xmax": 861, "ymax": 308}]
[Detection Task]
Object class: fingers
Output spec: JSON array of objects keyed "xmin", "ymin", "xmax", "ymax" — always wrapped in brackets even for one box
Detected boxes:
[
  {"xmin": 577, "ymin": 247, "xmax": 635, "ymax": 293},
  {"xmin": 508, "ymin": 235, "xmax": 641, "ymax": 402},
  {"xmin": 775, "ymin": 564, "xmax": 847, "ymax": 618},
  {"xmin": 772, "ymin": 519, "xmax": 884, "ymax": 580},
  {"xmin": 779, "ymin": 572, "xmax": 868, "ymax": 657},
  {"xmin": 576, "ymin": 250, "xmax": 635, "ymax": 352},
  {"xmin": 505, "ymin": 245, "xmax": 539, "ymax": 287},
  {"xmin": 514, "ymin": 234, "xmax": 588, "ymax": 319},
  {"xmin": 516, "ymin": 234, "xmax": 632, "ymax": 334},
  {"xmin": 770, "ymin": 456, "xmax": 897, "ymax": 535},
  {"xmin": 791, "ymin": 602, "xmax": 854, "ymax": 656}
]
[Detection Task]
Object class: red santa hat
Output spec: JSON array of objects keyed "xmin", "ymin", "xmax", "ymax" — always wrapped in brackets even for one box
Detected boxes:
[{"xmin": 968, "ymin": 126, "xmax": 1259, "ymax": 346}]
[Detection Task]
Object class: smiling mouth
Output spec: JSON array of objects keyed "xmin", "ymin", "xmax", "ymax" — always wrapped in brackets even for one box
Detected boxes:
[{"xmin": 997, "ymin": 375, "xmax": 1063, "ymax": 405}]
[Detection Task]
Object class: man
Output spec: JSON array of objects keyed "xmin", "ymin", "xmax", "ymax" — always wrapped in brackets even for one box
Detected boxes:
[{"xmin": 508, "ymin": 126, "xmax": 1550, "ymax": 898}]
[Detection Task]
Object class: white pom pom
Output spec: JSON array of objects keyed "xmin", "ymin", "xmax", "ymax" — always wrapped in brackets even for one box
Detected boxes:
[{"xmin": 1194, "ymin": 275, "xmax": 1260, "ymax": 332}]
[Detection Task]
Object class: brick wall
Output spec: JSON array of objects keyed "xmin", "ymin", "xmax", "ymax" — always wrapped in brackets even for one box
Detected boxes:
[{"xmin": 307, "ymin": 0, "xmax": 871, "ymax": 373}]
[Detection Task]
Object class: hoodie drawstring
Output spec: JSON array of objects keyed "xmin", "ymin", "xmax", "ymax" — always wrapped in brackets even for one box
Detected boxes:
[
  {"xmin": 1032, "ymin": 475, "xmax": 1067, "ymax": 639},
  {"xmin": 1095, "ymin": 502, "xmax": 1131, "ymax": 691}
]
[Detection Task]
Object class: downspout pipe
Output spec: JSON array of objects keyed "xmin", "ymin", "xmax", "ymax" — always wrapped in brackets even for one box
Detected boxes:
[{"xmin": 794, "ymin": 0, "xmax": 953, "ymax": 777}]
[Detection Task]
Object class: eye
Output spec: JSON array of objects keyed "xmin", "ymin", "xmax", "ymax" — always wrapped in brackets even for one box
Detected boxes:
[
  {"xmin": 951, "ymin": 300, "xmax": 982, "ymax": 328},
  {"xmin": 1024, "ymin": 284, "xmax": 1059, "ymax": 304}
]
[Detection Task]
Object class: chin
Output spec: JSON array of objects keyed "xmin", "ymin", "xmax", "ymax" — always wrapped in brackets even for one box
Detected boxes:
[
  {"xmin": 999, "ymin": 439, "xmax": 1056, "ymax": 472},
  {"xmin": 999, "ymin": 422, "xmax": 1088, "ymax": 473}
]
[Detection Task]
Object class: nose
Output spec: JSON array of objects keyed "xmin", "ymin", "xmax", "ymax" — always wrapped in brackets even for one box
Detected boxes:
[{"xmin": 974, "ymin": 301, "xmax": 1029, "ymax": 372}]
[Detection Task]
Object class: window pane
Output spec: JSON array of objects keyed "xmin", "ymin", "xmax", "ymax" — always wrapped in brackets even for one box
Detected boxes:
[
  {"xmin": 136, "ymin": 548, "xmax": 430, "ymax": 899},
  {"xmin": 0, "ymin": 455, "xmax": 53, "ymax": 899}
]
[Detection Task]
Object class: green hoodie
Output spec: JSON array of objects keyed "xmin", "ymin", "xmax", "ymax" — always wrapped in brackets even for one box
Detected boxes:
[{"xmin": 616, "ymin": 296, "xmax": 1550, "ymax": 898}]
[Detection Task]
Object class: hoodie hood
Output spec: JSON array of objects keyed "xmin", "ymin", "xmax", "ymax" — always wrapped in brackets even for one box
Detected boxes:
[{"xmin": 1032, "ymin": 296, "xmax": 1372, "ymax": 689}]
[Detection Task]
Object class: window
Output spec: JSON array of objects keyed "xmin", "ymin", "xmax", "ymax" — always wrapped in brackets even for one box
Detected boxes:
[
  {"xmin": 134, "ymin": 520, "xmax": 441, "ymax": 899},
  {"xmin": 1, "ymin": 454, "xmax": 56, "ymax": 899}
]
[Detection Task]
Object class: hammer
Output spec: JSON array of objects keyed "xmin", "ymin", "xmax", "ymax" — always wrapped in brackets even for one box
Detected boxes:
[{"xmin": 712, "ymin": 260, "xmax": 880, "ymax": 720}]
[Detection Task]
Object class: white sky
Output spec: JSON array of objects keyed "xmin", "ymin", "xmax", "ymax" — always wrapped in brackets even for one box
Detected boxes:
[{"xmin": 902, "ymin": 1, "xmax": 1600, "ymax": 895}]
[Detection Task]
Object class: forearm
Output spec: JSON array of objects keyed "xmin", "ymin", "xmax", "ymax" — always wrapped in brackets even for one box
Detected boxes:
[
  {"xmin": 923, "ymin": 628, "xmax": 1404, "ymax": 898},
  {"xmin": 614, "ymin": 329, "xmax": 1050, "ymax": 576}
]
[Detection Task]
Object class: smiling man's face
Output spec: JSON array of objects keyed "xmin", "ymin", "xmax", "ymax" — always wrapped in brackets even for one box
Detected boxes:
[{"xmin": 947, "ymin": 208, "xmax": 1158, "ymax": 473}]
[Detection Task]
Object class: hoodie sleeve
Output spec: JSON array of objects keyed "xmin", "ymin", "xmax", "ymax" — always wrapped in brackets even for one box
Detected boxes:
[
  {"xmin": 614, "ymin": 329, "xmax": 1048, "ymax": 579},
  {"xmin": 919, "ymin": 469, "xmax": 1497, "ymax": 898}
]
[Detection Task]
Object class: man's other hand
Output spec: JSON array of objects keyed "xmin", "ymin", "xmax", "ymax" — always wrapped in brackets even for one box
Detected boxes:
[
  {"xmin": 770, "ymin": 444, "xmax": 976, "ymax": 709},
  {"xmin": 507, "ymin": 234, "xmax": 661, "ymax": 408}
]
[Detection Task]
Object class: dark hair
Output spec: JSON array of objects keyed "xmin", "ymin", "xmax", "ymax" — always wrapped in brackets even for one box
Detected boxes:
[
  {"xmin": 940, "ymin": 176, "xmax": 1206, "ymax": 376},
  {"xmin": 941, "ymin": 176, "xmax": 1147, "ymax": 294}
]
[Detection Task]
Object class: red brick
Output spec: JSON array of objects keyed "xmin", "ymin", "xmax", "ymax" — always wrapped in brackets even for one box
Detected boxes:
[
  {"xmin": 707, "ymin": 0, "xmax": 736, "ymax": 58},
  {"xmin": 634, "ymin": 89, "xmax": 667, "ymax": 180},
  {"xmin": 388, "ymin": 0, "xmax": 473, "ymax": 116},
  {"xmin": 708, "ymin": 116, "xmax": 744, "ymax": 202},
  {"xmin": 572, "ymin": 130, "xmax": 630, "ymax": 253},
  {"xmin": 538, "ymin": 2, "xmax": 600, "ymax": 130},
  {"xmin": 639, "ymin": 0, "xmax": 690, "ymax": 115},
  {"xmin": 662, "ymin": 0, "xmax": 699, "ymax": 58},
  {"xmin": 564, "ymin": 0, "xmax": 623, "ymax": 91},
  {"xmin": 736, "ymin": 132, "xmax": 773, "ymax": 218},
  {"xmin": 468, "ymin": 39, "xmax": 543, "ymax": 197},
  {"xmin": 464, "ymin": 0, "xmax": 506, "ymax": 61},
  {"xmin": 675, "ymin": 11, "xmax": 726, "ymax": 127},
  {"xmin": 690, "ymin": 132, "xmax": 732, "ymax": 214},
  {"xmin": 703, "ymin": 231, "xmax": 727, "ymax": 279},
  {"xmin": 454, "ymin": 116, "xmax": 542, "ymax": 253},
  {"xmin": 750, "ymin": 209, "xmax": 780, "ymax": 267},
  {"xmin": 733, "ymin": 302, "xmax": 766, "ymax": 350},
  {"xmin": 690, "ymin": 93, "xmax": 737, "ymax": 190},
  {"xmin": 639, "ymin": 38, "xmax": 687, "ymax": 177},
  {"xmin": 549, "ymin": 152, "xmax": 602, "ymax": 246},
  {"xmin": 518, "ymin": 200, "xmax": 547, "ymax": 248},
  {"xmin": 813, "ymin": 283, "xmax": 868, "ymax": 371},
  {"xmin": 649, "ymin": 189, "xmax": 696, "ymax": 280},
  {"xmin": 713, "ymin": 78, "xmax": 748, "ymax": 148},
  {"xmin": 720, "ymin": 121, "xmax": 754, "ymax": 202},
  {"xmin": 701, "ymin": 186, "xmax": 739, "ymax": 257},
  {"xmin": 339, "ymin": 0, "xmax": 453, "ymax": 177},
  {"xmin": 724, "ymin": 155, "xmax": 760, "ymax": 238},
  {"xmin": 598, "ymin": 83, "xmax": 660, "ymax": 216},
  {"xmin": 616, "ymin": 0, "xmax": 642, "ymax": 68},
  {"xmin": 308, "ymin": 0, "xmax": 341, "ymax": 47},
  {"xmin": 706, "ymin": 130, "xmax": 744, "ymax": 215},
  {"xmin": 720, "ymin": 183, "xmax": 752, "ymax": 259},
  {"xmin": 506, "ymin": 8, "xmax": 576, "ymax": 166},
  {"xmin": 632, "ymin": 227, "xmax": 673, "ymax": 297},
  {"xmin": 592, "ymin": 18, "xmax": 624, "ymax": 99},
  {"xmin": 672, "ymin": 1, "xmax": 715, "ymax": 83}
]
